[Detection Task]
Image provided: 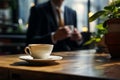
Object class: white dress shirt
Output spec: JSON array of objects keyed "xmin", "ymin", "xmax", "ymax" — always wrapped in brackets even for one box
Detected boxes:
[{"xmin": 50, "ymin": 1, "xmax": 65, "ymax": 44}]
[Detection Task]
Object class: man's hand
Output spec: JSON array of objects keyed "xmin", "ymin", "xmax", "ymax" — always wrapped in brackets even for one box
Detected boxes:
[
  {"xmin": 53, "ymin": 26, "xmax": 72, "ymax": 42},
  {"xmin": 70, "ymin": 28, "xmax": 82, "ymax": 41}
]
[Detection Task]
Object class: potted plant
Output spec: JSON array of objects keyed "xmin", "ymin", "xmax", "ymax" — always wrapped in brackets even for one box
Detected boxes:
[{"xmin": 85, "ymin": 0, "xmax": 120, "ymax": 59}]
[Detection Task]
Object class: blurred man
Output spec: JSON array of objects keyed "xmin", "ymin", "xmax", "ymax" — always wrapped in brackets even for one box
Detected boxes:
[{"xmin": 26, "ymin": 0, "xmax": 82, "ymax": 51}]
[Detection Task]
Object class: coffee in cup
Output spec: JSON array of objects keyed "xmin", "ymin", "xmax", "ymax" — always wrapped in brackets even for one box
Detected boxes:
[{"xmin": 24, "ymin": 44, "xmax": 53, "ymax": 59}]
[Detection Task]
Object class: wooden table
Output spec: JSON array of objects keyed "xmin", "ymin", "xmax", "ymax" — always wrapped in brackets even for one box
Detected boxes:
[{"xmin": 0, "ymin": 49, "xmax": 120, "ymax": 80}]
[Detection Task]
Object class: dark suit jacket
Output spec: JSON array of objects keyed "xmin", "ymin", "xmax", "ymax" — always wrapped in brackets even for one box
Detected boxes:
[{"xmin": 26, "ymin": 1, "xmax": 82, "ymax": 52}]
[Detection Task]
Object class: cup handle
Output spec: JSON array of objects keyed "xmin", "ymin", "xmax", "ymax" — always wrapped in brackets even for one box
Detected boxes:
[{"xmin": 24, "ymin": 47, "xmax": 31, "ymax": 55}]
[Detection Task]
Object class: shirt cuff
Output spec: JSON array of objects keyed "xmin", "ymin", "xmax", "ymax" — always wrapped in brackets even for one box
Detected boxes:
[{"xmin": 51, "ymin": 32, "xmax": 57, "ymax": 44}]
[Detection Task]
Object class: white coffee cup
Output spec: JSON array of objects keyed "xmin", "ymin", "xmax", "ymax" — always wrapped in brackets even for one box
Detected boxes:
[
  {"xmin": 67, "ymin": 25, "xmax": 74, "ymax": 37},
  {"xmin": 69, "ymin": 25, "xmax": 74, "ymax": 33},
  {"xmin": 24, "ymin": 44, "xmax": 54, "ymax": 59}
]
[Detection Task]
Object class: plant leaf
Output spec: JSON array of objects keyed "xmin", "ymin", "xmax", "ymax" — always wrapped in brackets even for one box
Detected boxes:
[
  {"xmin": 96, "ymin": 23, "xmax": 104, "ymax": 30},
  {"xmin": 109, "ymin": 0, "xmax": 120, "ymax": 7},
  {"xmin": 95, "ymin": 38, "xmax": 101, "ymax": 42},
  {"xmin": 104, "ymin": 5, "xmax": 113, "ymax": 10},
  {"xmin": 89, "ymin": 10, "xmax": 106, "ymax": 22},
  {"xmin": 84, "ymin": 38, "xmax": 95, "ymax": 45}
]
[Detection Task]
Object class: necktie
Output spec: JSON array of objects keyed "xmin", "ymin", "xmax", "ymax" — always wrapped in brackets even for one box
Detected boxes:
[{"xmin": 56, "ymin": 8, "xmax": 64, "ymax": 27}]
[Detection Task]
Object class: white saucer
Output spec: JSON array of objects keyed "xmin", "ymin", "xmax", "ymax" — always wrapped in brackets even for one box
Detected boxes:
[{"xmin": 19, "ymin": 55, "xmax": 63, "ymax": 63}]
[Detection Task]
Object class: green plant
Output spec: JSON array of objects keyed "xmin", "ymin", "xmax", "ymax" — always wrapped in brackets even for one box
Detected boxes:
[{"xmin": 85, "ymin": 0, "xmax": 120, "ymax": 45}]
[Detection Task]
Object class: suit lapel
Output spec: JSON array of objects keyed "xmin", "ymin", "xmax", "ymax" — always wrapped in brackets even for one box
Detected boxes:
[
  {"xmin": 46, "ymin": 1, "xmax": 58, "ymax": 29},
  {"xmin": 64, "ymin": 6, "xmax": 68, "ymax": 25}
]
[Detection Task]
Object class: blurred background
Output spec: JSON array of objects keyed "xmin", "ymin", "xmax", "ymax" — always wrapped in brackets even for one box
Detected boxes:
[{"xmin": 0, "ymin": 0, "xmax": 110, "ymax": 54}]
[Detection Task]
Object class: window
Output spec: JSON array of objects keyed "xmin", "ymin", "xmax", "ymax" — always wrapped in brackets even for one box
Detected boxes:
[
  {"xmin": 19, "ymin": 0, "xmax": 109, "ymax": 32},
  {"xmin": 64, "ymin": 0, "xmax": 109, "ymax": 32}
]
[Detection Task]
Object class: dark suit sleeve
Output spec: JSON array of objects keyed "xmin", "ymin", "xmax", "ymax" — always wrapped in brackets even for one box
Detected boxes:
[
  {"xmin": 26, "ymin": 6, "xmax": 53, "ymax": 45},
  {"xmin": 26, "ymin": 6, "xmax": 37, "ymax": 45}
]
